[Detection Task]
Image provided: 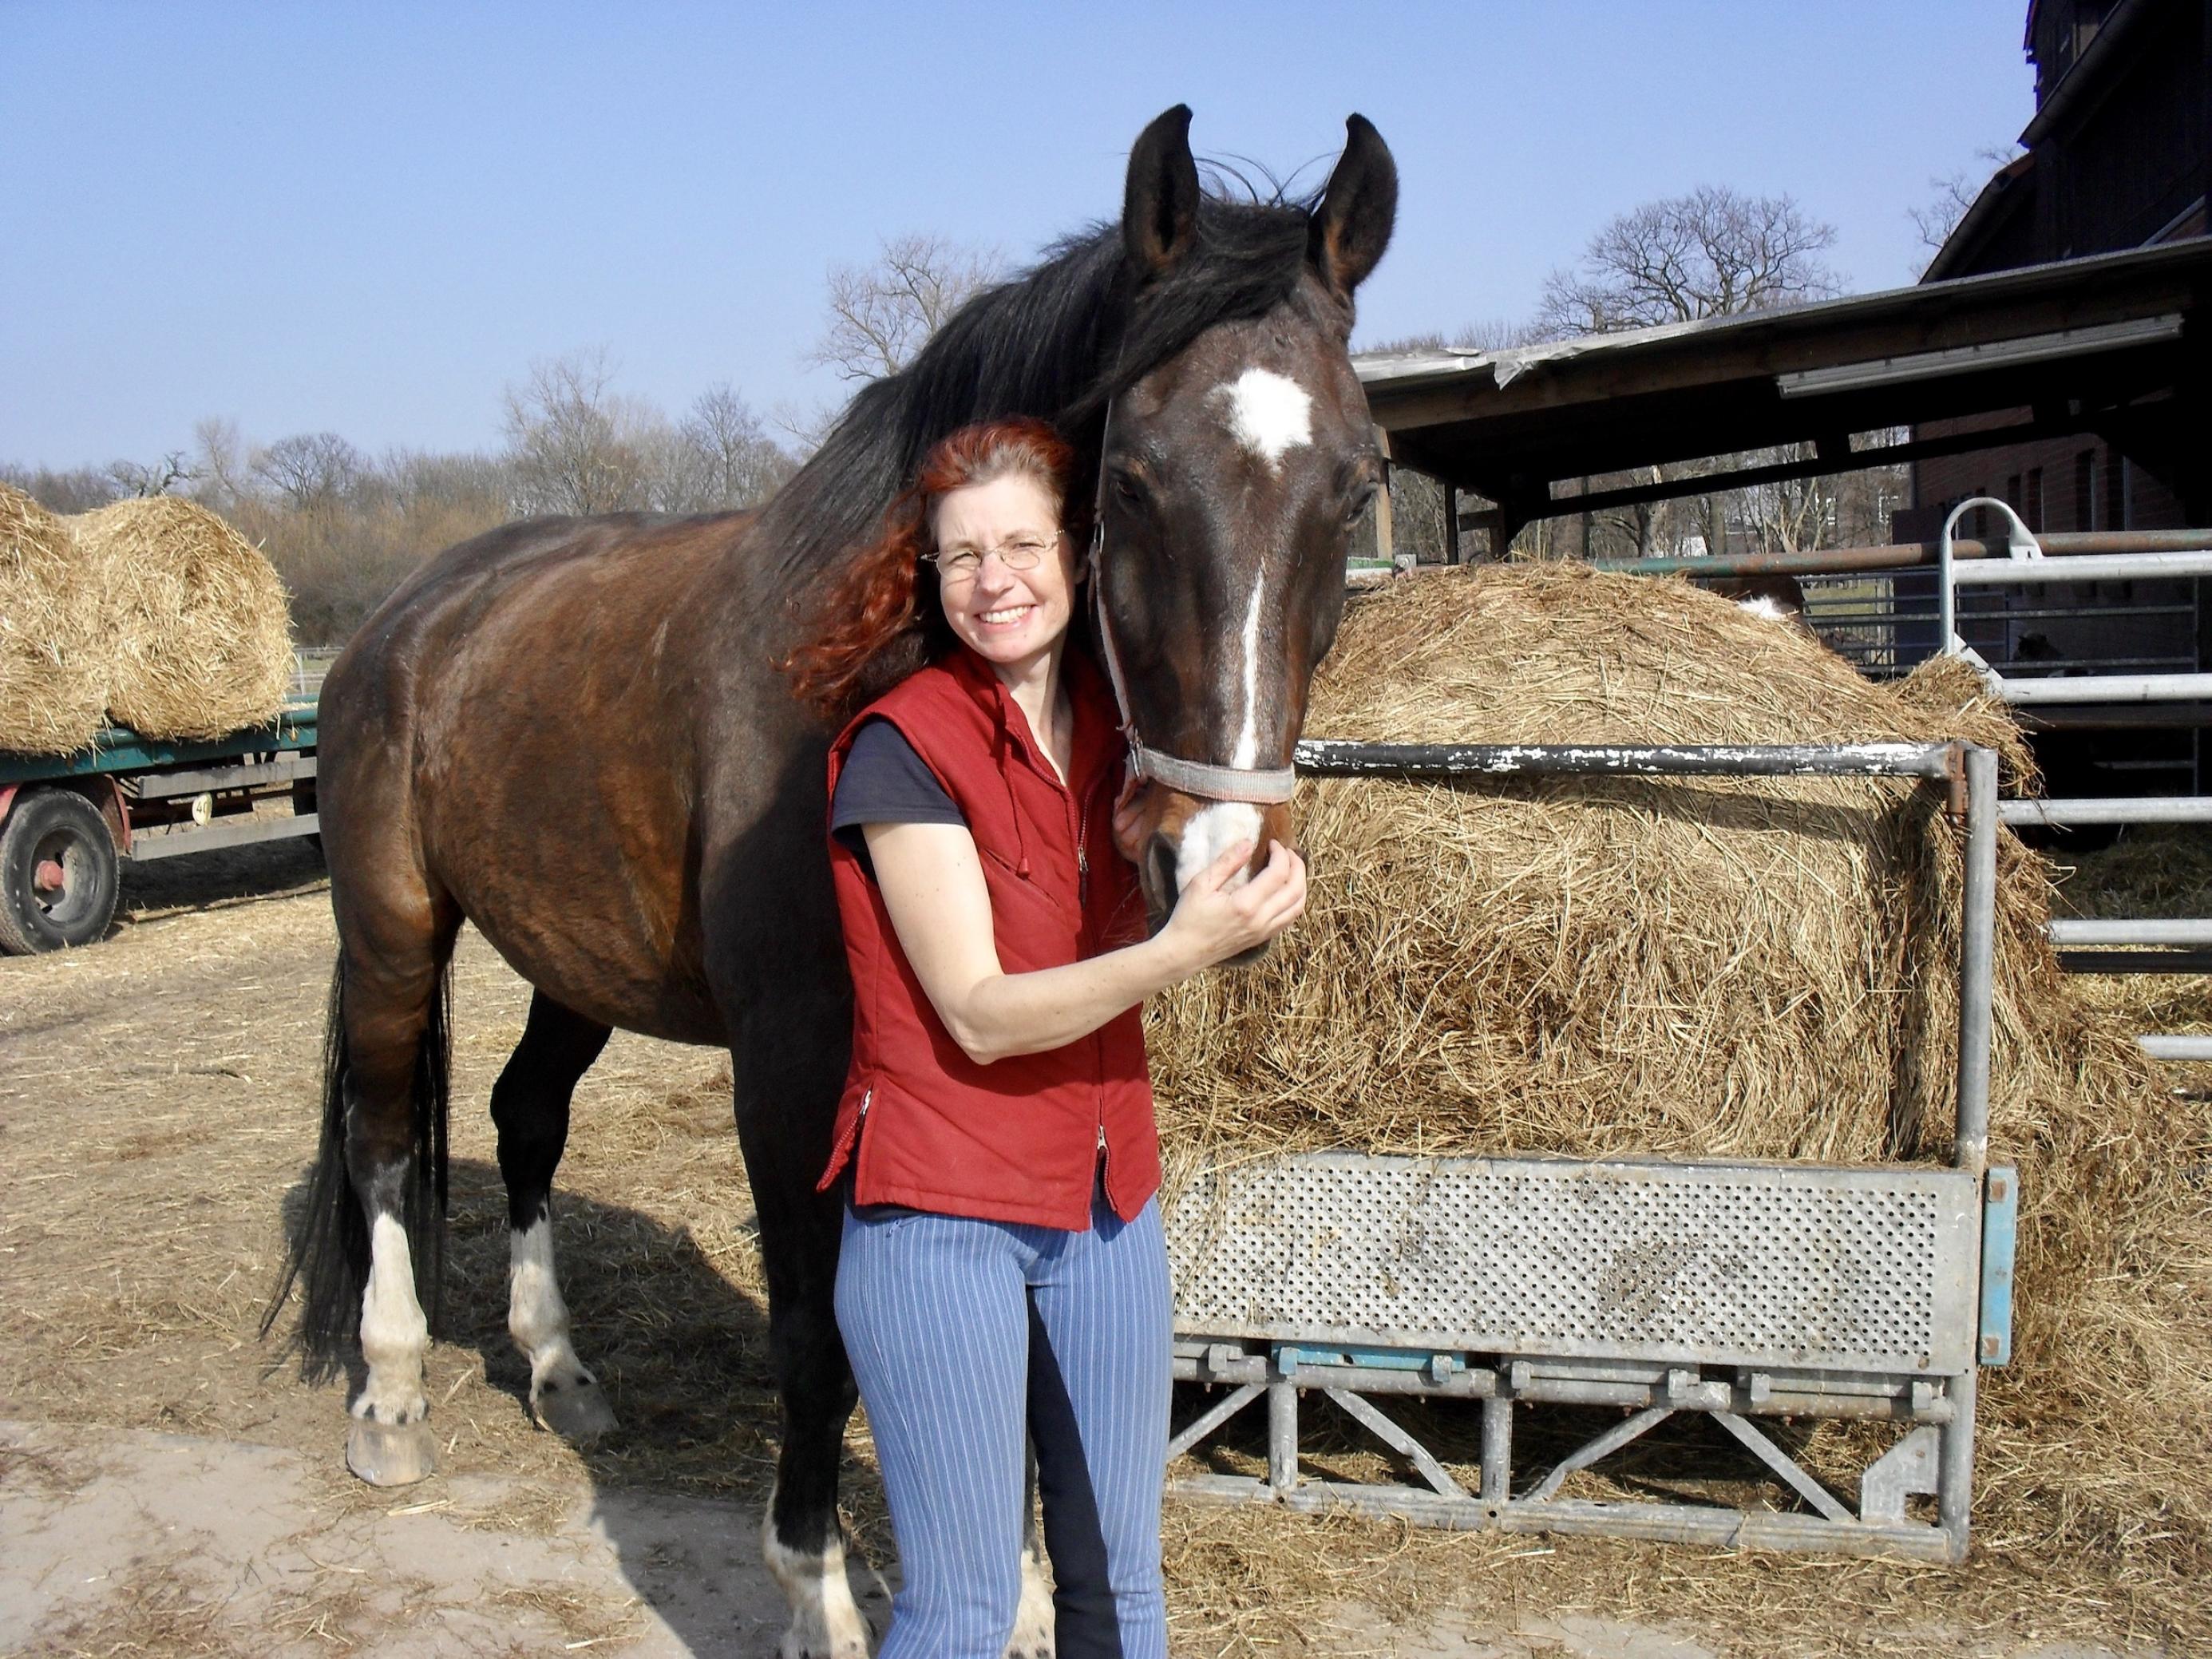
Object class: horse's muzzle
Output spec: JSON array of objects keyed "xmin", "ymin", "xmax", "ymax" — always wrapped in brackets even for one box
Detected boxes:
[{"xmin": 1133, "ymin": 787, "xmax": 1297, "ymax": 958}]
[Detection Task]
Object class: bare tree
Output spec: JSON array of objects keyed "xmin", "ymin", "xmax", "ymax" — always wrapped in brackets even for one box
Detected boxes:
[
  {"xmin": 770, "ymin": 400, "xmax": 837, "ymax": 457},
  {"xmin": 0, "ymin": 461, "xmax": 124, "ymax": 514},
  {"xmin": 108, "ymin": 452, "xmax": 193, "ymax": 497},
  {"xmin": 667, "ymin": 383, "xmax": 795, "ymax": 510},
  {"xmin": 1909, "ymin": 147, "xmax": 2021, "ymax": 276},
  {"xmin": 1537, "ymin": 185, "xmax": 1841, "ymax": 337},
  {"xmin": 808, "ymin": 233, "xmax": 1001, "ymax": 382},
  {"xmin": 1517, "ymin": 188, "xmax": 1862, "ymax": 561},
  {"xmin": 251, "ymin": 432, "xmax": 368, "ymax": 509},
  {"xmin": 191, "ymin": 417, "xmax": 252, "ymax": 510},
  {"xmin": 502, "ymin": 347, "xmax": 657, "ymax": 517}
]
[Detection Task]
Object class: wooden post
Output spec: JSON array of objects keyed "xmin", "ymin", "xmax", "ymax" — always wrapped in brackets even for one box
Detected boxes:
[
  {"xmin": 1444, "ymin": 485, "xmax": 1460, "ymax": 565},
  {"xmin": 1373, "ymin": 426, "xmax": 1397, "ymax": 565}
]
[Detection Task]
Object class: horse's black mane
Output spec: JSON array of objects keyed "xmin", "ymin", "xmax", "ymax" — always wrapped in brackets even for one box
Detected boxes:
[{"xmin": 758, "ymin": 188, "xmax": 1317, "ymax": 592}]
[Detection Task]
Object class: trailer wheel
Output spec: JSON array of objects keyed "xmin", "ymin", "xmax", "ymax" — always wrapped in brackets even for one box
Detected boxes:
[{"xmin": 0, "ymin": 787, "xmax": 121, "ymax": 955}]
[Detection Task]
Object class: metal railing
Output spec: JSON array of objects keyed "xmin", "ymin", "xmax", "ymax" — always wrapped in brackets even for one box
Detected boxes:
[{"xmin": 1925, "ymin": 501, "xmax": 2212, "ymax": 1053}]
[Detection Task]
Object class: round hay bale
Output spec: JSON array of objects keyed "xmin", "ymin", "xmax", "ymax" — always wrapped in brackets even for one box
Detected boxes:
[
  {"xmin": 0, "ymin": 482, "xmax": 107, "ymax": 754},
  {"xmin": 1148, "ymin": 562, "xmax": 2033, "ymax": 1173},
  {"xmin": 67, "ymin": 496, "xmax": 294, "ymax": 741}
]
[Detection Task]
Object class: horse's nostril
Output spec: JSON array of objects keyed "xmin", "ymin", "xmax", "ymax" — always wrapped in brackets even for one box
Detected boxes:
[{"xmin": 1145, "ymin": 834, "xmax": 1179, "ymax": 911}]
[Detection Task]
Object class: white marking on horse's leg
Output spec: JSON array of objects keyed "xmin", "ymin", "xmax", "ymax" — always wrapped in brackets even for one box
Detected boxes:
[
  {"xmin": 1210, "ymin": 366, "xmax": 1313, "ymax": 471},
  {"xmin": 1233, "ymin": 574, "xmax": 1265, "ymax": 769},
  {"xmin": 1175, "ymin": 800, "xmax": 1264, "ymax": 896},
  {"xmin": 354, "ymin": 1214, "xmax": 428, "ymax": 1427},
  {"xmin": 1007, "ymin": 1542, "xmax": 1055, "ymax": 1656},
  {"xmin": 508, "ymin": 1217, "xmax": 615, "ymax": 1437},
  {"xmin": 1736, "ymin": 595, "xmax": 1791, "ymax": 623},
  {"xmin": 762, "ymin": 1487, "xmax": 870, "ymax": 1659}
]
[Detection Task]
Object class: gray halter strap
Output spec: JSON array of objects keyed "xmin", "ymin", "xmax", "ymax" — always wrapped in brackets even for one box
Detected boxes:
[{"xmin": 1086, "ymin": 402, "xmax": 1300, "ymax": 806}]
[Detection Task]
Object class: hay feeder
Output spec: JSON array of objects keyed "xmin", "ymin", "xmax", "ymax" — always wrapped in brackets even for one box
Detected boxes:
[{"xmin": 1161, "ymin": 738, "xmax": 2011, "ymax": 1563}]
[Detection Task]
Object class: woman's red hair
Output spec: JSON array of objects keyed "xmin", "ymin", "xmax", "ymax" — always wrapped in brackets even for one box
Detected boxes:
[{"xmin": 784, "ymin": 418, "xmax": 1080, "ymax": 720}]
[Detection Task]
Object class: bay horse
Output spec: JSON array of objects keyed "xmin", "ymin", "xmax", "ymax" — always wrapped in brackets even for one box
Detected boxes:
[{"xmin": 269, "ymin": 105, "xmax": 1395, "ymax": 1657}]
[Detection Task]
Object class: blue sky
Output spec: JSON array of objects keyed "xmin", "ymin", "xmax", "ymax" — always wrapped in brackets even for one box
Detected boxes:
[{"xmin": 5, "ymin": 2, "xmax": 2036, "ymax": 470}]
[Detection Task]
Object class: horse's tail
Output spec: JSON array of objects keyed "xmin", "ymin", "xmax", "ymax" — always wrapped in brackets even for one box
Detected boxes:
[{"xmin": 263, "ymin": 956, "xmax": 453, "ymax": 1380}]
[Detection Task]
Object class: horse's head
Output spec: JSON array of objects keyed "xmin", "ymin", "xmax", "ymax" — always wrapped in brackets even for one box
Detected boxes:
[{"xmin": 1094, "ymin": 106, "xmax": 1396, "ymax": 939}]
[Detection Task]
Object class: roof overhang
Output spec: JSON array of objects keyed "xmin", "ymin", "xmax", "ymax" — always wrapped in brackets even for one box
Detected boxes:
[{"xmin": 1357, "ymin": 237, "xmax": 2212, "ymax": 525}]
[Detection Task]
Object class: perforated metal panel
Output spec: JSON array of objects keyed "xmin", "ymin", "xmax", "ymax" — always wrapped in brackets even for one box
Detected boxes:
[{"xmin": 1165, "ymin": 1153, "xmax": 1981, "ymax": 1376}]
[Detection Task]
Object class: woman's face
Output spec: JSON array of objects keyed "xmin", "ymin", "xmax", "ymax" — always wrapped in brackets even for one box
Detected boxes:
[{"xmin": 929, "ymin": 473, "xmax": 1078, "ymax": 676}]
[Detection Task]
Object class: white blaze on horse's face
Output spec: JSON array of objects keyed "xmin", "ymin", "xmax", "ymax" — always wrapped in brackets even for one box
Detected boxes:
[
  {"xmin": 1212, "ymin": 366, "xmax": 1315, "ymax": 472},
  {"xmin": 1233, "ymin": 574, "xmax": 1266, "ymax": 769},
  {"xmin": 1209, "ymin": 366, "xmax": 1313, "ymax": 770}
]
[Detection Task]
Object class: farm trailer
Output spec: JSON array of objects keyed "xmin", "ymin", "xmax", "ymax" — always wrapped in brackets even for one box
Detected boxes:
[
  {"xmin": 1163, "ymin": 738, "xmax": 2016, "ymax": 1562},
  {"xmin": 0, "ymin": 695, "xmax": 319, "ymax": 955}
]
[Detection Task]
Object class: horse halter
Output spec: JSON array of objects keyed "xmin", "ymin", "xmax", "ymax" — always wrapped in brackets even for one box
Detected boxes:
[{"xmin": 1085, "ymin": 402, "xmax": 1300, "ymax": 806}]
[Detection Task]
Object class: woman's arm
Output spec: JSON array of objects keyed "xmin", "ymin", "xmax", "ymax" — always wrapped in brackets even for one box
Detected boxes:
[{"xmin": 861, "ymin": 819, "xmax": 1304, "ymax": 1065}]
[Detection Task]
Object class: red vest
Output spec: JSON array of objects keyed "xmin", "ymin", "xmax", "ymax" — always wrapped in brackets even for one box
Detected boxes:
[{"xmin": 817, "ymin": 647, "xmax": 1162, "ymax": 1229}]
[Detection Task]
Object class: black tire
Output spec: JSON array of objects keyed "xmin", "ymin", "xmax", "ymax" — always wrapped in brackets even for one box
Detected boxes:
[{"xmin": 0, "ymin": 787, "xmax": 121, "ymax": 955}]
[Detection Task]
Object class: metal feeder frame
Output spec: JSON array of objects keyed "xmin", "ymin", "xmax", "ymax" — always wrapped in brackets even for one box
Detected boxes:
[{"xmin": 1164, "ymin": 740, "xmax": 2013, "ymax": 1563}]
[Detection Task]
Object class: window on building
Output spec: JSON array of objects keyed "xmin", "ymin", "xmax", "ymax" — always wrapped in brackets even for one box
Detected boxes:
[{"xmin": 2079, "ymin": 451, "xmax": 2104, "ymax": 532}]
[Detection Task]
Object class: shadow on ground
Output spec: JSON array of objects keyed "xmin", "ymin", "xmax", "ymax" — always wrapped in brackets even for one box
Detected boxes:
[{"xmin": 271, "ymin": 1155, "xmax": 886, "ymax": 1654}]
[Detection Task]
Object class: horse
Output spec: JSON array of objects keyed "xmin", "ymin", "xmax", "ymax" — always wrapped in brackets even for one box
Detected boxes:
[{"xmin": 267, "ymin": 104, "xmax": 1395, "ymax": 1657}]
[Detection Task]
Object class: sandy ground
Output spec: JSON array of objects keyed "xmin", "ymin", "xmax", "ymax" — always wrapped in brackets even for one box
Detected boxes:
[
  {"xmin": 3, "ymin": 1417, "xmax": 1767, "ymax": 1659},
  {"xmin": 0, "ymin": 845, "xmax": 2165, "ymax": 1657}
]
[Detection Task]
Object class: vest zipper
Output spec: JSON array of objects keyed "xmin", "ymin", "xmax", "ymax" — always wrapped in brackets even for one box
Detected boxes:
[{"xmin": 1075, "ymin": 764, "xmax": 1106, "ymax": 914}]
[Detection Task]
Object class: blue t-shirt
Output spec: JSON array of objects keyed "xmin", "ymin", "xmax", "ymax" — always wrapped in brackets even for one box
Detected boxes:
[{"xmin": 830, "ymin": 718, "xmax": 965, "ymax": 877}]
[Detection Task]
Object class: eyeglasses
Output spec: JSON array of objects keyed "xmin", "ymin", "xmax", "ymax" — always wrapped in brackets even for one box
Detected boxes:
[{"xmin": 920, "ymin": 530, "xmax": 1062, "ymax": 584}]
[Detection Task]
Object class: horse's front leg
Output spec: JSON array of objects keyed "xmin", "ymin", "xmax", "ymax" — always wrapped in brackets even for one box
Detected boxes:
[{"xmin": 491, "ymin": 991, "xmax": 617, "ymax": 1440}]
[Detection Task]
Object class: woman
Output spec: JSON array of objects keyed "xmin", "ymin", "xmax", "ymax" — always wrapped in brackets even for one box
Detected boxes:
[{"xmin": 785, "ymin": 417, "xmax": 1306, "ymax": 1657}]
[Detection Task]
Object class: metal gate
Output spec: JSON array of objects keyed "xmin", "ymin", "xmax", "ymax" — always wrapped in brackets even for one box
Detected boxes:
[{"xmin": 1163, "ymin": 740, "xmax": 2015, "ymax": 1562}]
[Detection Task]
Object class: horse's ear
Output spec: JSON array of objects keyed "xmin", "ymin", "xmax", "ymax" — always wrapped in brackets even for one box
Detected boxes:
[
  {"xmin": 1124, "ymin": 105, "xmax": 1201, "ymax": 279},
  {"xmin": 1308, "ymin": 114, "xmax": 1397, "ymax": 298}
]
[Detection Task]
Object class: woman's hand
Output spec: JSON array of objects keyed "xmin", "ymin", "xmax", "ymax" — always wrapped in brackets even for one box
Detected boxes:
[
  {"xmin": 1157, "ymin": 837, "xmax": 1307, "ymax": 972},
  {"xmin": 1111, "ymin": 774, "xmax": 1147, "ymax": 865}
]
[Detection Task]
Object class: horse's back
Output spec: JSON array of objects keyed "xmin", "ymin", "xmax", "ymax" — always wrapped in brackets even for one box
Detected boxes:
[{"xmin": 320, "ymin": 510, "xmax": 766, "ymax": 1043}]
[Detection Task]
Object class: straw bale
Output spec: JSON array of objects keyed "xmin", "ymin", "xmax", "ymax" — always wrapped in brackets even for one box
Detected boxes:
[
  {"xmin": 0, "ymin": 482, "xmax": 107, "ymax": 754},
  {"xmin": 66, "ymin": 496, "xmax": 293, "ymax": 740},
  {"xmin": 1148, "ymin": 563, "xmax": 2031, "ymax": 1173}
]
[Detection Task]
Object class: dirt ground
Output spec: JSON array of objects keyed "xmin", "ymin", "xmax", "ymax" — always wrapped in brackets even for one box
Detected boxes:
[{"xmin": 0, "ymin": 844, "xmax": 2174, "ymax": 1657}]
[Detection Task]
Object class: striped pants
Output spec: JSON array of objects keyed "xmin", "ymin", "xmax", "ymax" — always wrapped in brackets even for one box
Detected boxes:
[{"xmin": 834, "ymin": 1189, "xmax": 1172, "ymax": 1659}]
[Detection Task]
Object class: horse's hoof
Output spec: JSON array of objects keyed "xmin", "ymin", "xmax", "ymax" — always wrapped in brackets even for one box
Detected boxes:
[
  {"xmin": 346, "ymin": 1419, "xmax": 437, "ymax": 1487},
  {"xmin": 533, "ymin": 1374, "xmax": 618, "ymax": 1443},
  {"xmin": 1006, "ymin": 1544, "xmax": 1054, "ymax": 1657}
]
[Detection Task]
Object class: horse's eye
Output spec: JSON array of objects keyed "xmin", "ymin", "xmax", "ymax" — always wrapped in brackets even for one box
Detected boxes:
[
  {"xmin": 1344, "ymin": 483, "xmax": 1379, "ymax": 525},
  {"xmin": 1110, "ymin": 472, "xmax": 1144, "ymax": 505}
]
